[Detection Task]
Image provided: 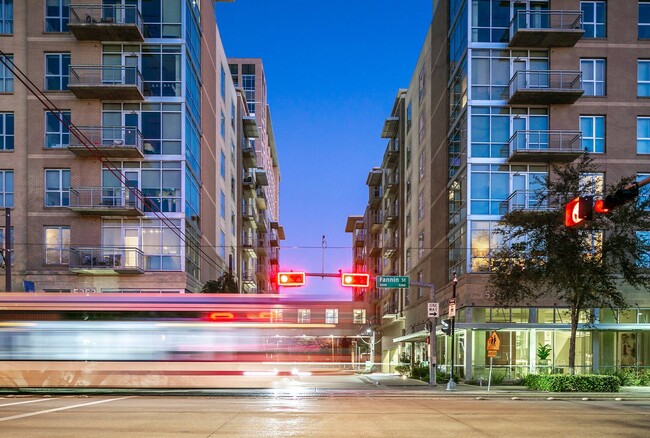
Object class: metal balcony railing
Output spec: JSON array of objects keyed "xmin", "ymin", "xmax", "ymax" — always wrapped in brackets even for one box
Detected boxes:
[
  {"xmin": 500, "ymin": 190, "xmax": 566, "ymax": 215},
  {"xmin": 68, "ymin": 186, "xmax": 144, "ymax": 216},
  {"xmin": 68, "ymin": 65, "xmax": 144, "ymax": 100},
  {"xmin": 69, "ymin": 246, "xmax": 144, "ymax": 273},
  {"xmin": 506, "ymin": 130, "xmax": 582, "ymax": 162},
  {"xmin": 509, "ymin": 10, "xmax": 584, "ymax": 47},
  {"xmin": 68, "ymin": 126, "xmax": 143, "ymax": 158},
  {"xmin": 509, "ymin": 70, "xmax": 583, "ymax": 104},
  {"xmin": 69, "ymin": 4, "xmax": 144, "ymax": 41}
]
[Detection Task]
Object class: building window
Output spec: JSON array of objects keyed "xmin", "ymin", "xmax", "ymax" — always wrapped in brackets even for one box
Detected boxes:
[
  {"xmin": 470, "ymin": 221, "xmax": 500, "ymax": 272},
  {"xmin": 0, "ymin": 54, "xmax": 13, "ymax": 92},
  {"xmin": 580, "ymin": 59, "xmax": 606, "ymax": 96},
  {"xmin": 45, "ymin": 53, "xmax": 70, "ymax": 91},
  {"xmin": 325, "ymin": 309, "xmax": 339, "ymax": 324},
  {"xmin": 418, "ymin": 192, "xmax": 424, "ymax": 220},
  {"xmin": 141, "ymin": 0, "xmax": 181, "ymax": 38},
  {"xmin": 580, "ymin": 116, "xmax": 605, "ymax": 153},
  {"xmin": 417, "ymin": 271, "xmax": 423, "ymax": 299},
  {"xmin": 220, "ymin": 190, "xmax": 226, "ymax": 219},
  {"xmin": 0, "ymin": 112, "xmax": 14, "ymax": 151},
  {"xmin": 298, "ymin": 309, "xmax": 311, "ymax": 323},
  {"xmin": 418, "ymin": 63, "xmax": 426, "ymax": 103},
  {"xmin": 638, "ymin": 117, "xmax": 650, "ymax": 154},
  {"xmin": 0, "ymin": 0, "xmax": 12, "ymax": 34},
  {"xmin": 641, "ymin": 1, "xmax": 650, "ymax": 38},
  {"xmin": 0, "ymin": 169, "xmax": 13, "ymax": 207},
  {"xmin": 580, "ymin": 172, "xmax": 605, "ymax": 195},
  {"xmin": 418, "ymin": 150, "xmax": 425, "ymax": 180},
  {"xmin": 220, "ymin": 150, "xmax": 226, "ymax": 179},
  {"xmin": 220, "ymin": 65, "xmax": 225, "ymax": 100},
  {"xmin": 638, "ymin": 173, "xmax": 650, "ymax": 211},
  {"xmin": 220, "ymin": 110, "xmax": 225, "ymax": 139},
  {"xmin": 45, "ymin": 111, "xmax": 70, "ymax": 148},
  {"xmin": 471, "ymin": 0, "xmax": 510, "ymax": 43},
  {"xmin": 353, "ymin": 309, "xmax": 366, "ymax": 324},
  {"xmin": 44, "ymin": 226, "xmax": 70, "ymax": 265},
  {"xmin": 406, "ymin": 101, "xmax": 412, "ymax": 132},
  {"xmin": 637, "ymin": 232, "xmax": 650, "ymax": 268},
  {"xmin": 581, "ymin": 1, "xmax": 606, "ymax": 38},
  {"xmin": 639, "ymin": 60, "xmax": 650, "ymax": 97},
  {"xmin": 418, "ymin": 232, "xmax": 425, "ymax": 259},
  {"xmin": 45, "ymin": 0, "xmax": 69, "ymax": 33},
  {"xmin": 219, "ymin": 230, "xmax": 225, "ymax": 258},
  {"xmin": 45, "ymin": 169, "xmax": 70, "ymax": 207}
]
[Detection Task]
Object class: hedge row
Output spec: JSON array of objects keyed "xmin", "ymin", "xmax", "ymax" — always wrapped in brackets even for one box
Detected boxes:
[{"xmin": 523, "ymin": 374, "xmax": 620, "ymax": 392}]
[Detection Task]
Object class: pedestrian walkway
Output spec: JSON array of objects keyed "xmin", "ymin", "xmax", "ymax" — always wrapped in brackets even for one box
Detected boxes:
[{"xmin": 363, "ymin": 373, "xmax": 650, "ymax": 399}]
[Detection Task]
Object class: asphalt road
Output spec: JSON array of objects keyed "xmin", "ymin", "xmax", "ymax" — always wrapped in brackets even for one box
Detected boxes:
[{"xmin": 1, "ymin": 374, "xmax": 650, "ymax": 437}]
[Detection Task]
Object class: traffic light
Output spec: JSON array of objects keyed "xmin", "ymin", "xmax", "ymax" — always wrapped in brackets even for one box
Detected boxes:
[
  {"xmin": 441, "ymin": 319, "xmax": 452, "ymax": 336},
  {"xmin": 564, "ymin": 195, "xmax": 593, "ymax": 227},
  {"xmin": 341, "ymin": 273, "xmax": 370, "ymax": 287},
  {"xmin": 595, "ymin": 185, "xmax": 639, "ymax": 213},
  {"xmin": 277, "ymin": 271, "xmax": 306, "ymax": 287}
]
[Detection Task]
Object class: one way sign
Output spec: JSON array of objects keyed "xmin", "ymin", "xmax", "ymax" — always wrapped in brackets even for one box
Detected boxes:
[{"xmin": 427, "ymin": 302, "xmax": 439, "ymax": 318}]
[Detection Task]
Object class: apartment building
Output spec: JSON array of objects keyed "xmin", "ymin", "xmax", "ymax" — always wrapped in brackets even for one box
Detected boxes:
[
  {"xmin": 0, "ymin": 0, "xmax": 241, "ymax": 293},
  {"xmin": 229, "ymin": 58, "xmax": 283, "ymax": 293},
  {"xmin": 350, "ymin": 0, "xmax": 650, "ymax": 377}
]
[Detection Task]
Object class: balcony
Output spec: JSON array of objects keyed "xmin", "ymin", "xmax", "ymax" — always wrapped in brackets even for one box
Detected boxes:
[
  {"xmin": 256, "ymin": 213, "xmax": 268, "ymax": 232},
  {"xmin": 500, "ymin": 190, "xmax": 565, "ymax": 215},
  {"xmin": 384, "ymin": 206, "xmax": 399, "ymax": 228},
  {"xmin": 371, "ymin": 211, "xmax": 383, "ymax": 234},
  {"xmin": 382, "ymin": 139, "xmax": 399, "ymax": 168},
  {"xmin": 242, "ymin": 204, "xmax": 257, "ymax": 226},
  {"xmin": 509, "ymin": 10, "xmax": 583, "ymax": 48},
  {"xmin": 242, "ymin": 141, "xmax": 257, "ymax": 168},
  {"xmin": 269, "ymin": 247, "xmax": 279, "ymax": 264},
  {"xmin": 68, "ymin": 126, "xmax": 144, "ymax": 158},
  {"xmin": 242, "ymin": 237, "xmax": 257, "ymax": 257},
  {"xmin": 256, "ymin": 264, "xmax": 269, "ymax": 281},
  {"xmin": 256, "ymin": 240, "xmax": 267, "ymax": 256},
  {"xmin": 69, "ymin": 247, "xmax": 145, "ymax": 274},
  {"xmin": 505, "ymin": 130, "xmax": 582, "ymax": 163},
  {"xmin": 255, "ymin": 169, "xmax": 269, "ymax": 186},
  {"xmin": 269, "ymin": 231, "xmax": 280, "ymax": 247},
  {"xmin": 509, "ymin": 70, "xmax": 583, "ymax": 104},
  {"xmin": 256, "ymin": 188, "xmax": 267, "ymax": 210},
  {"xmin": 68, "ymin": 65, "xmax": 145, "ymax": 100},
  {"xmin": 68, "ymin": 4, "xmax": 144, "ymax": 41},
  {"xmin": 242, "ymin": 269, "xmax": 256, "ymax": 286},
  {"xmin": 68, "ymin": 187, "xmax": 145, "ymax": 216},
  {"xmin": 383, "ymin": 173, "xmax": 399, "ymax": 197},
  {"xmin": 383, "ymin": 237, "xmax": 399, "ymax": 258},
  {"xmin": 382, "ymin": 303, "xmax": 399, "ymax": 319},
  {"xmin": 370, "ymin": 187, "xmax": 382, "ymax": 209},
  {"xmin": 354, "ymin": 230, "xmax": 366, "ymax": 247}
]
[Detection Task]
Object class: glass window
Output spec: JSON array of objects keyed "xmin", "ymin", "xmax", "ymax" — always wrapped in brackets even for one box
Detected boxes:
[
  {"xmin": 45, "ymin": 0, "xmax": 69, "ymax": 32},
  {"xmin": 580, "ymin": 59, "xmax": 606, "ymax": 96},
  {"xmin": 45, "ymin": 111, "xmax": 70, "ymax": 148},
  {"xmin": 640, "ymin": 1, "xmax": 650, "ymax": 38},
  {"xmin": 45, "ymin": 53, "xmax": 70, "ymax": 91},
  {"xmin": 471, "ymin": 0, "xmax": 510, "ymax": 43},
  {"xmin": 140, "ymin": 219, "xmax": 182, "ymax": 271},
  {"xmin": 141, "ymin": 0, "xmax": 181, "ymax": 38},
  {"xmin": 580, "ymin": 116, "xmax": 605, "ymax": 153},
  {"xmin": 0, "ymin": 169, "xmax": 13, "ymax": 207},
  {"xmin": 0, "ymin": 0, "xmax": 13, "ymax": 34},
  {"xmin": 639, "ymin": 60, "xmax": 650, "ymax": 97},
  {"xmin": 325, "ymin": 309, "xmax": 339, "ymax": 324},
  {"xmin": 140, "ymin": 45, "xmax": 182, "ymax": 97},
  {"xmin": 220, "ymin": 65, "xmax": 225, "ymax": 100},
  {"xmin": 417, "ymin": 192, "xmax": 424, "ymax": 220},
  {"xmin": 0, "ymin": 112, "xmax": 13, "ymax": 150},
  {"xmin": 219, "ymin": 230, "xmax": 225, "ymax": 258},
  {"xmin": 418, "ymin": 232, "xmax": 424, "ymax": 258},
  {"xmin": 220, "ymin": 190, "xmax": 225, "ymax": 219},
  {"xmin": 638, "ymin": 173, "xmax": 650, "ymax": 210},
  {"xmin": 220, "ymin": 150, "xmax": 226, "ymax": 179},
  {"xmin": 637, "ymin": 231, "xmax": 650, "ymax": 268},
  {"xmin": 44, "ymin": 226, "xmax": 70, "ymax": 264},
  {"xmin": 298, "ymin": 309, "xmax": 310, "ymax": 323},
  {"xmin": 353, "ymin": 309, "xmax": 366, "ymax": 324},
  {"xmin": 581, "ymin": 2, "xmax": 606, "ymax": 38},
  {"xmin": 45, "ymin": 169, "xmax": 70, "ymax": 207},
  {"xmin": 220, "ymin": 110, "xmax": 225, "ymax": 139},
  {"xmin": 470, "ymin": 221, "xmax": 502, "ymax": 272},
  {"xmin": 0, "ymin": 54, "xmax": 13, "ymax": 92},
  {"xmin": 638, "ymin": 117, "xmax": 650, "ymax": 153}
]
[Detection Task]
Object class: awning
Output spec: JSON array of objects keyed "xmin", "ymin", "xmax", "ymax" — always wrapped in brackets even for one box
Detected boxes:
[{"xmin": 393, "ymin": 330, "xmax": 428, "ymax": 343}]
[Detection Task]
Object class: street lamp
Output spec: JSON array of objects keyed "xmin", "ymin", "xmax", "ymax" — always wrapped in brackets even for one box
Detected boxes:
[{"xmin": 447, "ymin": 271, "xmax": 458, "ymax": 391}]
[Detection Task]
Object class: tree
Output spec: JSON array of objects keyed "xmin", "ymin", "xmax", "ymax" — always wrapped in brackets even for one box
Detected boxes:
[
  {"xmin": 201, "ymin": 271, "xmax": 239, "ymax": 293},
  {"xmin": 487, "ymin": 153, "xmax": 650, "ymax": 374}
]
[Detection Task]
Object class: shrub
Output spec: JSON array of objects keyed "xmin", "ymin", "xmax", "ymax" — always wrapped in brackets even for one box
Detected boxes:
[
  {"xmin": 523, "ymin": 374, "xmax": 620, "ymax": 392},
  {"xmin": 601, "ymin": 369, "xmax": 650, "ymax": 387},
  {"xmin": 395, "ymin": 365, "xmax": 411, "ymax": 376}
]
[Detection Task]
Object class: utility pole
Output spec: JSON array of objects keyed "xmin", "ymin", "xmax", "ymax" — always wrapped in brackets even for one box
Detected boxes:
[
  {"xmin": 411, "ymin": 280, "xmax": 436, "ymax": 387},
  {"xmin": 4, "ymin": 208, "xmax": 11, "ymax": 292},
  {"xmin": 447, "ymin": 272, "xmax": 458, "ymax": 391}
]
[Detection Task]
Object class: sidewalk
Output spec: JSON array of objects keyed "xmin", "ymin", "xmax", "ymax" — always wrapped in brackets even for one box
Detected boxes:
[{"xmin": 363, "ymin": 373, "xmax": 650, "ymax": 399}]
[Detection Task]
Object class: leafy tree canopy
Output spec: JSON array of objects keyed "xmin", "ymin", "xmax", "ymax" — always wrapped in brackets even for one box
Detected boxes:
[{"xmin": 202, "ymin": 271, "xmax": 239, "ymax": 294}]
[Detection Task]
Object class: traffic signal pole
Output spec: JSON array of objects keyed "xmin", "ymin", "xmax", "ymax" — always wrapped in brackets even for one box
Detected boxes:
[{"xmin": 411, "ymin": 280, "xmax": 437, "ymax": 387}]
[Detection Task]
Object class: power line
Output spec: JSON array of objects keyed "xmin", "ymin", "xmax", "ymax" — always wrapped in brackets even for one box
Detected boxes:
[{"xmin": 0, "ymin": 51, "xmax": 224, "ymax": 273}]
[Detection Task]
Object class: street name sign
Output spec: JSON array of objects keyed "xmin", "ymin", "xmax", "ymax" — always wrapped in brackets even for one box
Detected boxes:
[{"xmin": 376, "ymin": 275, "xmax": 409, "ymax": 288}]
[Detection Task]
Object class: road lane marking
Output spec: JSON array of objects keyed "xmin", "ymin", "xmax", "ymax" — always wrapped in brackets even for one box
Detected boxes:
[
  {"xmin": 0, "ymin": 399, "xmax": 55, "ymax": 408},
  {"xmin": 0, "ymin": 396, "xmax": 134, "ymax": 422}
]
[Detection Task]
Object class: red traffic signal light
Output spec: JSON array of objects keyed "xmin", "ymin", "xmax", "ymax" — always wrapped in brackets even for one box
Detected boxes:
[
  {"xmin": 277, "ymin": 272, "xmax": 306, "ymax": 287},
  {"xmin": 341, "ymin": 273, "xmax": 369, "ymax": 287},
  {"xmin": 565, "ymin": 196, "xmax": 593, "ymax": 227}
]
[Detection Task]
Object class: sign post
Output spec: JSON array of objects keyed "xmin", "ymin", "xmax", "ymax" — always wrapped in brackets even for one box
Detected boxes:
[{"xmin": 486, "ymin": 331, "xmax": 500, "ymax": 391}]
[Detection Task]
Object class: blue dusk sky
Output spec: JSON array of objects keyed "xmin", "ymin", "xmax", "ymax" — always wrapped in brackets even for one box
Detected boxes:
[{"xmin": 215, "ymin": 1, "xmax": 432, "ymax": 299}]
